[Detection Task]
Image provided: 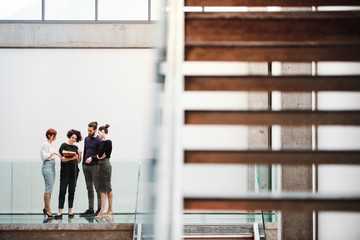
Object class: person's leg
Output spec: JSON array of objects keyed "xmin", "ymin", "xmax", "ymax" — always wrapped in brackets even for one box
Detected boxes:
[
  {"xmin": 92, "ymin": 164, "xmax": 102, "ymax": 212},
  {"xmin": 101, "ymin": 192, "xmax": 107, "ymax": 215},
  {"xmin": 57, "ymin": 171, "xmax": 69, "ymax": 216},
  {"xmin": 95, "ymin": 192, "xmax": 106, "ymax": 217},
  {"xmin": 42, "ymin": 161, "xmax": 55, "ymax": 215},
  {"xmin": 68, "ymin": 170, "xmax": 79, "ymax": 214},
  {"xmin": 106, "ymin": 191, "xmax": 113, "ymax": 215},
  {"xmin": 44, "ymin": 193, "xmax": 51, "ymax": 213},
  {"xmin": 104, "ymin": 162, "xmax": 113, "ymax": 216},
  {"xmin": 82, "ymin": 165, "xmax": 95, "ymax": 212}
]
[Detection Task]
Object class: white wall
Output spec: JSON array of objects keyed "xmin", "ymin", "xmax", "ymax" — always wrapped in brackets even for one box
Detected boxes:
[
  {"xmin": 0, "ymin": 48, "xmax": 157, "ymax": 213},
  {"xmin": 0, "ymin": 49, "xmax": 156, "ymax": 161},
  {"xmin": 317, "ymin": 62, "xmax": 360, "ymax": 240}
]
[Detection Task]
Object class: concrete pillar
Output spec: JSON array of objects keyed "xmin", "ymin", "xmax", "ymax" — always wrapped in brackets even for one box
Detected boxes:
[
  {"xmin": 280, "ymin": 63, "xmax": 313, "ymax": 240},
  {"xmin": 247, "ymin": 62, "xmax": 278, "ymax": 240},
  {"xmin": 247, "ymin": 63, "xmax": 270, "ymax": 192}
]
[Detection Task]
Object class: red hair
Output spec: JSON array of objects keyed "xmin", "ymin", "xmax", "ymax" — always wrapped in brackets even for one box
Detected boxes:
[{"xmin": 46, "ymin": 128, "xmax": 57, "ymax": 139}]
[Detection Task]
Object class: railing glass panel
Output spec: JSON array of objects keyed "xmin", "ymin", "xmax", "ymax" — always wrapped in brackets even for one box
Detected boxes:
[{"xmin": 0, "ymin": 160, "xmax": 141, "ymax": 224}]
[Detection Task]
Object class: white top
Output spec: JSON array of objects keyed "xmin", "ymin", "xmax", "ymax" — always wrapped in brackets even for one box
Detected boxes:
[{"xmin": 40, "ymin": 141, "xmax": 56, "ymax": 162}]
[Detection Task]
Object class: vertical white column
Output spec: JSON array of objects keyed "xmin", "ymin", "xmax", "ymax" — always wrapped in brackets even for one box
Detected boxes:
[{"xmin": 154, "ymin": 0, "xmax": 184, "ymax": 239}]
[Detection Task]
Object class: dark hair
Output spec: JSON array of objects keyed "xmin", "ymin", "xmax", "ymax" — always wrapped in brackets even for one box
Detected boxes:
[
  {"xmin": 88, "ymin": 121, "xmax": 98, "ymax": 130},
  {"xmin": 46, "ymin": 128, "xmax": 57, "ymax": 139},
  {"xmin": 99, "ymin": 124, "xmax": 110, "ymax": 134},
  {"xmin": 66, "ymin": 129, "xmax": 82, "ymax": 142}
]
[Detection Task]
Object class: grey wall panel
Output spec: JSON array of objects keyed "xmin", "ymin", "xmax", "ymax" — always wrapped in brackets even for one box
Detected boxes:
[{"xmin": 0, "ymin": 23, "xmax": 156, "ymax": 48}]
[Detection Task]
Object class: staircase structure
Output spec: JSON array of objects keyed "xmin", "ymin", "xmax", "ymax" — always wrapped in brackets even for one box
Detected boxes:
[{"xmin": 153, "ymin": 0, "xmax": 360, "ymax": 239}]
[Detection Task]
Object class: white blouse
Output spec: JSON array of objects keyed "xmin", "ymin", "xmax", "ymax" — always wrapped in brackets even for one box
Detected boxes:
[{"xmin": 40, "ymin": 141, "xmax": 56, "ymax": 162}]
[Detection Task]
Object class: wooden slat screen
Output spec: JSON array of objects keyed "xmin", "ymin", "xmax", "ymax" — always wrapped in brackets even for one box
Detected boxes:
[
  {"xmin": 184, "ymin": 194, "xmax": 360, "ymax": 212},
  {"xmin": 185, "ymin": 0, "xmax": 360, "ymax": 7},
  {"xmin": 181, "ymin": 0, "xmax": 360, "ymax": 214},
  {"xmin": 185, "ymin": 150, "xmax": 360, "ymax": 165},
  {"xmin": 185, "ymin": 110, "xmax": 360, "ymax": 125},
  {"xmin": 185, "ymin": 76, "xmax": 360, "ymax": 91}
]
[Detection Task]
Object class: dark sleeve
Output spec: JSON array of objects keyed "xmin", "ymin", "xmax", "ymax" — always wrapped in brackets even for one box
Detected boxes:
[
  {"xmin": 97, "ymin": 141, "xmax": 108, "ymax": 158},
  {"xmin": 83, "ymin": 138, "xmax": 87, "ymax": 160},
  {"xmin": 59, "ymin": 143, "xmax": 64, "ymax": 157},
  {"xmin": 74, "ymin": 145, "xmax": 78, "ymax": 152}
]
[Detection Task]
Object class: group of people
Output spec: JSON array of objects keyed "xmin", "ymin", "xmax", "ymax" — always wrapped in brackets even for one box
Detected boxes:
[{"xmin": 40, "ymin": 122, "xmax": 113, "ymax": 219}]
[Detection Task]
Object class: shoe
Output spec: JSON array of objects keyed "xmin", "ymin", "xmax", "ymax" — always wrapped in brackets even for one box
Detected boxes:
[
  {"xmin": 94, "ymin": 211, "xmax": 105, "ymax": 218},
  {"xmin": 68, "ymin": 213, "xmax": 75, "ymax": 218},
  {"xmin": 93, "ymin": 209, "xmax": 101, "ymax": 217},
  {"xmin": 54, "ymin": 214, "xmax": 63, "ymax": 219},
  {"xmin": 43, "ymin": 208, "xmax": 53, "ymax": 218},
  {"xmin": 80, "ymin": 209, "xmax": 94, "ymax": 217},
  {"xmin": 103, "ymin": 210, "xmax": 114, "ymax": 218}
]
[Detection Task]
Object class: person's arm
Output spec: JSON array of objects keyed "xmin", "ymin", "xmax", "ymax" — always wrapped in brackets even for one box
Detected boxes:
[
  {"xmin": 77, "ymin": 149, "xmax": 82, "ymax": 163},
  {"xmin": 83, "ymin": 138, "xmax": 87, "ymax": 162},
  {"xmin": 40, "ymin": 143, "xmax": 51, "ymax": 161},
  {"xmin": 58, "ymin": 144, "xmax": 64, "ymax": 160},
  {"xmin": 62, "ymin": 155, "xmax": 78, "ymax": 162},
  {"xmin": 96, "ymin": 141, "xmax": 108, "ymax": 160},
  {"xmin": 59, "ymin": 143, "xmax": 77, "ymax": 162}
]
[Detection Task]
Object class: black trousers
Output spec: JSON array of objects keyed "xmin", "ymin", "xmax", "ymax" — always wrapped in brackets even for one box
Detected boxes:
[{"xmin": 58, "ymin": 169, "xmax": 79, "ymax": 209}]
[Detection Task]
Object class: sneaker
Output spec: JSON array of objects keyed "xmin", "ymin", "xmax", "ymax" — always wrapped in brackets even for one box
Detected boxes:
[
  {"xmin": 93, "ymin": 209, "xmax": 101, "ymax": 217},
  {"xmin": 80, "ymin": 209, "xmax": 94, "ymax": 217}
]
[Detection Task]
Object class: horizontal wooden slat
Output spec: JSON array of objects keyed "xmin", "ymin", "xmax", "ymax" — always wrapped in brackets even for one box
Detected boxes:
[
  {"xmin": 185, "ymin": 44, "xmax": 360, "ymax": 61},
  {"xmin": 184, "ymin": 76, "xmax": 360, "ymax": 91},
  {"xmin": 184, "ymin": 193, "xmax": 360, "ymax": 211},
  {"xmin": 185, "ymin": 12, "xmax": 360, "ymax": 61},
  {"xmin": 186, "ymin": 12, "xmax": 360, "ymax": 43},
  {"xmin": 185, "ymin": 150, "xmax": 360, "ymax": 165},
  {"xmin": 185, "ymin": 0, "xmax": 360, "ymax": 7},
  {"xmin": 185, "ymin": 110, "xmax": 360, "ymax": 125}
]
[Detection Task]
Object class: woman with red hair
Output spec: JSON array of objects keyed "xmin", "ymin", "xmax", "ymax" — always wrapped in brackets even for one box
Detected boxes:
[{"xmin": 40, "ymin": 128, "xmax": 61, "ymax": 218}]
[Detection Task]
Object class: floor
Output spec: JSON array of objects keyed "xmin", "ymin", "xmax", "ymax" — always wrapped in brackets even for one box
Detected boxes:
[
  {"xmin": 0, "ymin": 214, "xmax": 134, "ymax": 224},
  {"xmin": 0, "ymin": 212, "xmax": 277, "ymax": 225}
]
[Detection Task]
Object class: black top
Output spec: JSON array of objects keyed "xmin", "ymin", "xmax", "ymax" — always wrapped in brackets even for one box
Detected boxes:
[
  {"xmin": 59, "ymin": 143, "xmax": 79, "ymax": 172},
  {"xmin": 98, "ymin": 140, "xmax": 112, "ymax": 159}
]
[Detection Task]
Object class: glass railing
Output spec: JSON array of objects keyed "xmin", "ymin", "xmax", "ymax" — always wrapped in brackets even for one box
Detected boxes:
[
  {"xmin": 176, "ymin": 163, "xmax": 278, "ymax": 240},
  {"xmin": 0, "ymin": 160, "xmax": 142, "ymax": 225},
  {"xmin": 132, "ymin": 163, "xmax": 278, "ymax": 239}
]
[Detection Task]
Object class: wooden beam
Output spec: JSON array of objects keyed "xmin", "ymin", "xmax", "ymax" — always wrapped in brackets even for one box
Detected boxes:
[
  {"xmin": 184, "ymin": 76, "xmax": 360, "ymax": 91},
  {"xmin": 186, "ymin": 12, "xmax": 360, "ymax": 43},
  {"xmin": 185, "ymin": 44, "xmax": 360, "ymax": 61},
  {"xmin": 184, "ymin": 193, "xmax": 360, "ymax": 212},
  {"xmin": 185, "ymin": 0, "xmax": 360, "ymax": 6},
  {"xmin": 184, "ymin": 110, "xmax": 360, "ymax": 125},
  {"xmin": 184, "ymin": 150, "xmax": 360, "ymax": 165},
  {"xmin": 185, "ymin": 12, "xmax": 360, "ymax": 61}
]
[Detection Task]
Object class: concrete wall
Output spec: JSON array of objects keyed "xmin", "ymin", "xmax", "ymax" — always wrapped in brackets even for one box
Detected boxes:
[
  {"xmin": 0, "ymin": 22, "xmax": 158, "ymax": 214},
  {"xmin": 0, "ymin": 23, "xmax": 156, "ymax": 48}
]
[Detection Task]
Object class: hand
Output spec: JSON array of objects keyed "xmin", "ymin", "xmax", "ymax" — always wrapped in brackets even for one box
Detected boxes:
[
  {"xmin": 78, "ymin": 149, "xmax": 82, "ymax": 155},
  {"xmin": 85, "ymin": 157, "xmax": 92, "ymax": 164}
]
